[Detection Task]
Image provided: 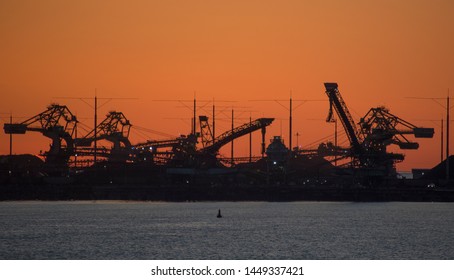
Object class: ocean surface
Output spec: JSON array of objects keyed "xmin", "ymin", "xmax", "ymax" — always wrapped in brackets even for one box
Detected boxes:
[{"xmin": 0, "ymin": 201, "xmax": 453, "ymax": 259}]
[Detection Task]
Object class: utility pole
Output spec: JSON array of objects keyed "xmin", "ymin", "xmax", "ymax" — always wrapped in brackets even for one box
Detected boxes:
[
  {"xmin": 74, "ymin": 119, "xmax": 78, "ymax": 169},
  {"xmin": 261, "ymin": 126, "xmax": 266, "ymax": 158},
  {"xmin": 212, "ymin": 101, "xmax": 215, "ymax": 139},
  {"xmin": 407, "ymin": 93, "xmax": 453, "ymax": 180},
  {"xmin": 54, "ymin": 93, "xmax": 136, "ymax": 167},
  {"xmin": 193, "ymin": 95, "xmax": 196, "ymax": 135},
  {"xmin": 289, "ymin": 95, "xmax": 292, "ymax": 151},
  {"xmin": 334, "ymin": 118, "xmax": 338, "ymax": 166},
  {"xmin": 417, "ymin": 118, "xmax": 448, "ymax": 165},
  {"xmin": 9, "ymin": 113, "xmax": 13, "ymax": 175},
  {"xmin": 447, "ymin": 92, "xmax": 450, "ymax": 180},
  {"xmin": 250, "ymin": 96, "xmax": 325, "ymax": 152},
  {"xmin": 9, "ymin": 114, "xmax": 12, "ymax": 157},
  {"xmin": 1, "ymin": 112, "xmax": 14, "ymax": 157},
  {"xmin": 155, "ymin": 96, "xmax": 224, "ymax": 137},
  {"xmin": 295, "ymin": 132, "xmax": 300, "ymax": 150},
  {"xmin": 249, "ymin": 116, "xmax": 252, "ymax": 163},
  {"xmin": 231, "ymin": 109, "xmax": 234, "ymax": 166},
  {"xmin": 94, "ymin": 93, "xmax": 97, "ymax": 165},
  {"xmin": 441, "ymin": 118, "xmax": 444, "ymax": 163}
]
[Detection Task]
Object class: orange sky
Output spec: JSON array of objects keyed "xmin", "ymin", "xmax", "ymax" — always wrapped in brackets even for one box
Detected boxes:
[{"xmin": 0, "ymin": 0, "xmax": 453, "ymax": 171}]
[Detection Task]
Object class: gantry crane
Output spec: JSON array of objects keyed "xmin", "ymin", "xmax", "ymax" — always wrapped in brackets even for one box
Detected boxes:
[
  {"xmin": 3, "ymin": 104, "xmax": 77, "ymax": 168},
  {"xmin": 358, "ymin": 106, "xmax": 434, "ymax": 172},
  {"xmin": 323, "ymin": 83, "xmax": 434, "ymax": 176},
  {"xmin": 75, "ymin": 111, "xmax": 131, "ymax": 162},
  {"xmin": 359, "ymin": 106, "xmax": 434, "ymax": 150}
]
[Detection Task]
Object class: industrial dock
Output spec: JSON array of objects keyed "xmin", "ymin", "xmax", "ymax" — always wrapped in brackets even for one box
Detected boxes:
[{"xmin": 1, "ymin": 83, "xmax": 452, "ymax": 201}]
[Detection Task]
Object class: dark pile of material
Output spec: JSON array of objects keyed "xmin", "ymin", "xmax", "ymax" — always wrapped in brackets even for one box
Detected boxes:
[
  {"xmin": 422, "ymin": 155, "xmax": 454, "ymax": 180},
  {"xmin": 288, "ymin": 155, "xmax": 334, "ymax": 176},
  {"xmin": 0, "ymin": 154, "xmax": 43, "ymax": 171},
  {"xmin": 0, "ymin": 154, "xmax": 44, "ymax": 183}
]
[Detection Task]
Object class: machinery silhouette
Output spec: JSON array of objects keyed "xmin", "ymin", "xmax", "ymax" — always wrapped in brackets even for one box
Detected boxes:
[
  {"xmin": 2, "ymin": 83, "xmax": 435, "ymax": 186},
  {"xmin": 75, "ymin": 111, "xmax": 132, "ymax": 163},
  {"xmin": 321, "ymin": 82, "xmax": 434, "ymax": 178},
  {"xmin": 4, "ymin": 104, "xmax": 77, "ymax": 173},
  {"xmin": 131, "ymin": 115, "xmax": 274, "ymax": 168}
]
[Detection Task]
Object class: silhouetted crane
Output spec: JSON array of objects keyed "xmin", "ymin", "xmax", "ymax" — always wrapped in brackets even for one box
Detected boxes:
[
  {"xmin": 75, "ymin": 111, "xmax": 131, "ymax": 162},
  {"xmin": 3, "ymin": 104, "xmax": 77, "ymax": 169},
  {"xmin": 323, "ymin": 83, "xmax": 434, "ymax": 177}
]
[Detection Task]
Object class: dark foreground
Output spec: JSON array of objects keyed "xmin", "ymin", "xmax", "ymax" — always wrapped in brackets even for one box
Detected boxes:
[{"xmin": 1, "ymin": 181, "xmax": 453, "ymax": 202}]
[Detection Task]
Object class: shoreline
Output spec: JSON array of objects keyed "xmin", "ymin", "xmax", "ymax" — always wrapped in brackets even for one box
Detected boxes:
[{"xmin": 2, "ymin": 182, "xmax": 453, "ymax": 202}]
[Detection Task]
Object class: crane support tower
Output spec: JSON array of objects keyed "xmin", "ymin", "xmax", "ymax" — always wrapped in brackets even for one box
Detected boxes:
[{"xmin": 199, "ymin": 115, "xmax": 214, "ymax": 148}]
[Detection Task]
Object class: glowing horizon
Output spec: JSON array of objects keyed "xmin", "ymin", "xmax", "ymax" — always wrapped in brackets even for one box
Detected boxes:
[{"xmin": 1, "ymin": 0, "xmax": 453, "ymax": 171}]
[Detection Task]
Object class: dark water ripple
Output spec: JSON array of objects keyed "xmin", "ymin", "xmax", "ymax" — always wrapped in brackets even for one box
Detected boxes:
[{"xmin": 0, "ymin": 201, "xmax": 453, "ymax": 259}]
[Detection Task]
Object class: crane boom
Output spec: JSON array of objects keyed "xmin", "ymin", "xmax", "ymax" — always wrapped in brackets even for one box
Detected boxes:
[
  {"xmin": 201, "ymin": 118, "xmax": 274, "ymax": 154},
  {"xmin": 324, "ymin": 83, "xmax": 362, "ymax": 155},
  {"xmin": 133, "ymin": 139, "xmax": 181, "ymax": 150},
  {"xmin": 4, "ymin": 104, "xmax": 76, "ymax": 135}
]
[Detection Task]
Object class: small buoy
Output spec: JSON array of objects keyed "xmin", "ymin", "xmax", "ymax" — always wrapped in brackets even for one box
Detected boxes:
[{"xmin": 217, "ymin": 209, "xmax": 222, "ymax": 218}]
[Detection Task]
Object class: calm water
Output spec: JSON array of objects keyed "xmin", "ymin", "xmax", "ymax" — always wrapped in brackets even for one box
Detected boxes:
[{"xmin": 0, "ymin": 201, "xmax": 453, "ymax": 259}]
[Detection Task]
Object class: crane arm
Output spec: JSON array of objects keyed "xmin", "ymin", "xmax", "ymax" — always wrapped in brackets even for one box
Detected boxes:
[
  {"xmin": 359, "ymin": 107, "xmax": 434, "ymax": 150},
  {"xmin": 133, "ymin": 138, "xmax": 183, "ymax": 150},
  {"xmin": 324, "ymin": 83, "xmax": 362, "ymax": 154},
  {"xmin": 76, "ymin": 111, "xmax": 131, "ymax": 147},
  {"xmin": 4, "ymin": 104, "xmax": 77, "ymax": 135},
  {"xmin": 201, "ymin": 118, "xmax": 274, "ymax": 154}
]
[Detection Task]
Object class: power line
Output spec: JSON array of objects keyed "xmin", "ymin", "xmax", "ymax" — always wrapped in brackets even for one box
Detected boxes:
[
  {"xmin": 251, "ymin": 97, "xmax": 326, "ymax": 151},
  {"xmin": 54, "ymin": 92, "xmax": 137, "ymax": 165},
  {"xmin": 406, "ymin": 92, "xmax": 452, "ymax": 180}
]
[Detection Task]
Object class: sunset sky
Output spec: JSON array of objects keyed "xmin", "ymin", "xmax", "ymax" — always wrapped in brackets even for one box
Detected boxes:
[{"xmin": 0, "ymin": 0, "xmax": 453, "ymax": 171}]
